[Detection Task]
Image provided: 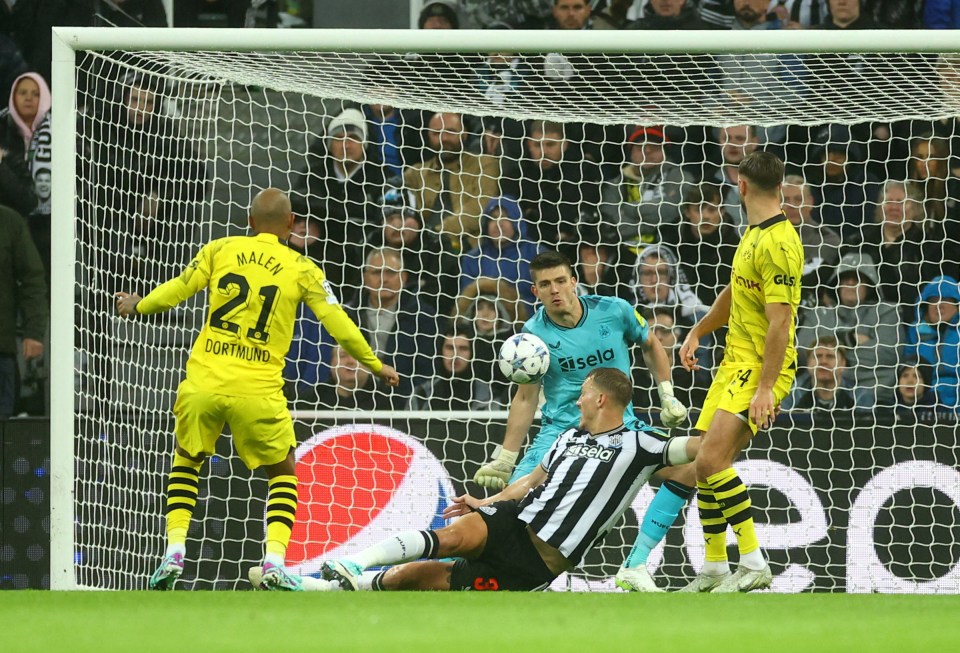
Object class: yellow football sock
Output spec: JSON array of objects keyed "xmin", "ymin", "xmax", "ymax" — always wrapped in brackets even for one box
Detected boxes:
[
  {"xmin": 166, "ymin": 452, "xmax": 203, "ymax": 548},
  {"xmin": 265, "ymin": 475, "xmax": 299, "ymax": 559},
  {"xmin": 708, "ymin": 467, "xmax": 760, "ymax": 556},
  {"xmin": 697, "ymin": 481, "xmax": 728, "ymax": 562}
]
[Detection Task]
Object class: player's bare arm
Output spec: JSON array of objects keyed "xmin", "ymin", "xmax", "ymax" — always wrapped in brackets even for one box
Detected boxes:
[
  {"xmin": 640, "ymin": 332, "xmax": 688, "ymax": 427},
  {"xmin": 446, "ymin": 465, "xmax": 548, "ymax": 520},
  {"xmin": 473, "ymin": 381, "xmax": 540, "ymax": 489},
  {"xmin": 680, "ymin": 284, "xmax": 732, "ymax": 372},
  {"xmin": 372, "ymin": 364, "xmax": 400, "ymax": 387},
  {"xmin": 114, "ymin": 291, "xmax": 142, "ymax": 317},
  {"xmin": 751, "ymin": 302, "xmax": 792, "ymax": 430}
]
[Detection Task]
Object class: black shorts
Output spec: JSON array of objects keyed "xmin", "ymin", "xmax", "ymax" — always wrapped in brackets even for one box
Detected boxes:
[{"xmin": 449, "ymin": 500, "xmax": 557, "ymax": 592}]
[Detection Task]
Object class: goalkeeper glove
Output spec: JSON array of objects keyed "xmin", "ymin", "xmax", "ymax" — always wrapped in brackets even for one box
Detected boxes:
[
  {"xmin": 473, "ymin": 446, "xmax": 518, "ymax": 490},
  {"xmin": 657, "ymin": 381, "xmax": 689, "ymax": 428}
]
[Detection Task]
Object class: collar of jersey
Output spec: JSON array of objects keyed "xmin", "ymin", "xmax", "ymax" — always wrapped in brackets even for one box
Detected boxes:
[
  {"xmin": 588, "ymin": 423, "xmax": 627, "ymax": 440},
  {"xmin": 545, "ymin": 297, "xmax": 588, "ymax": 330},
  {"xmin": 751, "ymin": 212, "xmax": 788, "ymax": 231},
  {"xmin": 253, "ymin": 232, "xmax": 281, "ymax": 243}
]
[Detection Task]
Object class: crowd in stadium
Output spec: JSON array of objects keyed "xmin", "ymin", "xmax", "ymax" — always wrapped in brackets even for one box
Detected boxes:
[{"xmin": 2, "ymin": 0, "xmax": 960, "ymax": 421}]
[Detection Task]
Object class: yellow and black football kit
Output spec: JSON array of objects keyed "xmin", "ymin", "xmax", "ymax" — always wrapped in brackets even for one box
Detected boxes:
[
  {"xmin": 694, "ymin": 213, "xmax": 804, "ymax": 436},
  {"xmin": 137, "ymin": 232, "xmax": 381, "ymax": 468}
]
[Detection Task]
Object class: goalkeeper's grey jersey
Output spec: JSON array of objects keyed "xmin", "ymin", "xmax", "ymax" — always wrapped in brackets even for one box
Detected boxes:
[{"xmin": 516, "ymin": 425, "xmax": 670, "ymax": 565}]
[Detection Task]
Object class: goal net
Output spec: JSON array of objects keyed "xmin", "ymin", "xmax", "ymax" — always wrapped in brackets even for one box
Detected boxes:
[{"xmin": 53, "ymin": 28, "xmax": 960, "ymax": 592}]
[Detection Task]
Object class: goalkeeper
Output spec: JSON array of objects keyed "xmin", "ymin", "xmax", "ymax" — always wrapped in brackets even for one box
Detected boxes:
[
  {"xmin": 473, "ymin": 250, "xmax": 693, "ymax": 592},
  {"xmin": 115, "ymin": 188, "xmax": 399, "ymax": 591}
]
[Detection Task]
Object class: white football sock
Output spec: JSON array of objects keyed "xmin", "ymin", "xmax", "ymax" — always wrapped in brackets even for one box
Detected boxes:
[{"xmin": 347, "ymin": 530, "xmax": 440, "ymax": 570}]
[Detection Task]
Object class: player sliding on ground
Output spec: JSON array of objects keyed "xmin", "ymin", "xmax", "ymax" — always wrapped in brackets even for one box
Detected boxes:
[
  {"xmin": 250, "ymin": 367, "xmax": 699, "ymax": 591},
  {"xmin": 678, "ymin": 150, "xmax": 803, "ymax": 593},
  {"xmin": 472, "ymin": 250, "xmax": 693, "ymax": 592},
  {"xmin": 116, "ymin": 188, "xmax": 399, "ymax": 591}
]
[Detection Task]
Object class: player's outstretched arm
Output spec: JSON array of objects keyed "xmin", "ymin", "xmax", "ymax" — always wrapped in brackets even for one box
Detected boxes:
[
  {"xmin": 639, "ymin": 330, "xmax": 688, "ymax": 427},
  {"xmin": 680, "ymin": 283, "xmax": 732, "ymax": 371},
  {"xmin": 372, "ymin": 364, "xmax": 400, "ymax": 387},
  {"xmin": 114, "ymin": 292, "xmax": 142, "ymax": 317},
  {"xmin": 446, "ymin": 465, "xmax": 548, "ymax": 519},
  {"xmin": 473, "ymin": 381, "xmax": 539, "ymax": 490}
]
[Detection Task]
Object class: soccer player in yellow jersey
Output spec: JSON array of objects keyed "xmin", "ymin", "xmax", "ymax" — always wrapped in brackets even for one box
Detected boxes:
[
  {"xmin": 115, "ymin": 188, "xmax": 399, "ymax": 591},
  {"xmin": 677, "ymin": 151, "xmax": 803, "ymax": 593}
]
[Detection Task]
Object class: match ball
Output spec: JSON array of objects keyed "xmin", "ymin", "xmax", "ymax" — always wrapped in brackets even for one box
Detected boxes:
[{"xmin": 498, "ymin": 333, "xmax": 550, "ymax": 384}]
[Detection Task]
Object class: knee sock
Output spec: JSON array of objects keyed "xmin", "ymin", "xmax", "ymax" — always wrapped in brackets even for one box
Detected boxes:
[
  {"xmin": 164, "ymin": 452, "xmax": 203, "ymax": 557},
  {"xmin": 264, "ymin": 475, "xmax": 298, "ymax": 566},
  {"xmin": 624, "ymin": 480, "xmax": 694, "ymax": 568},
  {"xmin": 347, "ymin": 530, "xmax": 441, "ymax": 570},
  {"xmin": 707, "ymin": 467, "xmax": 765, "ymax": 570},
  {"xmin": 697, "ymin": 481, "xmax": 729, "ymax": 574}
]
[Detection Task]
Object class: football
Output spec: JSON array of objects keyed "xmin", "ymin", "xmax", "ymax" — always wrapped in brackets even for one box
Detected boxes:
[{"xmin": 498, "ymin": 333, "xmax": 550, "ymax": 384}]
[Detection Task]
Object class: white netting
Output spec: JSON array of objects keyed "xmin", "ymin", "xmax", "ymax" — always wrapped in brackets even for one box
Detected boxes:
[{"xmin": 71, "ymin": 41, "xmax": 960, "ymax": 591}]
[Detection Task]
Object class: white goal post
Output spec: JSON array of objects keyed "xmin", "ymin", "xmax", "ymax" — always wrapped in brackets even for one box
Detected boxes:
[{"xmin": 51, "ymin": 27, "xmax": 960, "ymax": 591}]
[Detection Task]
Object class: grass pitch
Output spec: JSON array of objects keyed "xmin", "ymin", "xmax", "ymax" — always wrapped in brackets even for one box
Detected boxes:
[{"xmin": 3, "ymin": 591, "xmax": 958, "ymax": 653}]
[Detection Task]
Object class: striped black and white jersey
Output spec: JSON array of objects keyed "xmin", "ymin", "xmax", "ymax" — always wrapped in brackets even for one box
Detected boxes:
[{"xmin": 517, "ymin": 424, "xmax": 671, "ymax": 566}]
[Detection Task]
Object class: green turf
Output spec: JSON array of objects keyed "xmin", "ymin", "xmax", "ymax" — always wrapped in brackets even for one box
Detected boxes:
[{"xmin": 3, "ymin": 592, "xmax": 959, "ymax": 653}]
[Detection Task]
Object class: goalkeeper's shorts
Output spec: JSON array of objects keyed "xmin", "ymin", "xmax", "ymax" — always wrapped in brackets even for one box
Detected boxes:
[
  {"xmin": 173, "ymin": 379, "xmax": 295, "ymax": 469},
  {"xmin": 449, "ymin": 500, "xmax": 556, "ymax": 592},
  {"xmin": 694, "ymin": 359, "xmax": 795, "ymax": 436}
]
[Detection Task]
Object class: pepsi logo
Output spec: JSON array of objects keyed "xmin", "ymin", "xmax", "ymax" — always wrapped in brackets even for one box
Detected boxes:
[{"xmin": 284, "ymin": 424, "xmax": 456, "ymax": 576}]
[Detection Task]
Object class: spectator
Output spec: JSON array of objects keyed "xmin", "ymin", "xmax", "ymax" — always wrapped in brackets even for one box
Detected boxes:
[
  {"xmin": 295, "ymin": 345, "xmax": 386, "ymax": 411},
  {"xmin": 633, "ymin": 307, "xmax": 711, "ymax": 412},
  {"xmin": 904, "ymin": 275, "xmax": 960, "ymax": 410},
  {"xmin": 454, "ymin": 280, "xmax": 529, "ymax": 334},
  {"xmin": 818, "ymin": 0, "xmax": 879, "ymax": 28},
  {"xmin": 781, "ymin": 174, "xmax": 842, "ymax": 296},
  {"xmin": 575, "ymin": 242, "xmax": 629, "ymax": 298},
  {"xmin": 599, "ymin": 125, "xmax": 685, "ymax": 246},
  {"xmin": 363, "ymin": 104, "xmax": 424, "ymax": 182},
  {"xmin": 810, "ymin": 139, "xmax": 880, "ymax": 244},
  {"xmin": 453, "ymin": 285, "xmax": 525, "ymax": 407},
  {"xmin": 475, "ymin": 55, "xmax": 530, "ymax": 162},
  {"xmin": 546, "ymin": 0, "xmax": 618, "ymax": 29},
  {"xmin": 798, "ymin": 252, "xmax": 900, "ymax": 410},
  {"xmin": 768, "ymin": 0, "xmax": 830, "ymax": 27},
  {"xmin": 716, "ymin": 0, "xmax": 806, "ymax": 111},
  {"xmin": 893, "ymin": 359, "xmax": 935, "ymax": 418},
  {"xmin": 0, "ymin": 73, "xmax": 51, "ymax": 285},
  {"xmin": 502, "ymin": 119, "xmax": 602, "ymax": 249},
  {"xmin": 291, "ymin": 107, "xmax": 386, "ymax": 289},
  {"xmin": 461, "ymin": 0, "xmax": 552, "ymax": 28},
  {"xmin": 699, "ymin": 0, "xmax": 736, "ymax": 26},
  {"xmin": 0, "ymin": 205, "xmax": 46, "ymax": 419},
  {"xmin": 78, "ymin": 73, "xmax": 207, "ymax": 293},
  {"xmin": 632, "ymin": 243, "xmax": 709, "ymax": 327},
  {"xmin": 366, "ymin": 187, "xmax": 457, "ymax": 315},
  {"xmin": 403, "ymin": 111, "xmax": 500, "ymax": 252},
  {"xmin": 857, "ymin": 180, "xmax": 928, "ymax": 310},
  {"xmin": 0, "ymin": 73, "xmax": 45, "ymax": 219},
  {"xmin": 660, "ymin": 184, "xmax": 739, "ymax": 306},
  {"xmin": 408, "ymin": 326, "xmax": 497, "ymax": 411},
  {"xmin": 419, "ymin": 1, "xmax": 460, "ymax": 28},
  {"xmin": 288, "ymin": 215, "xmax": 322, "ymax": 265},
  {"xmin": 344, "ymin": 247, "xmax": 439, "ymax": 403},
  {"xmin": 705, "ymin": 124, "xmax": 759, "ymax": 230},
  {"xmin": 907, "ymin": 135, "xmax": 955, "ymax": 226},
  {"xmin": 783, "ymin": 335, "xmax": 857, "ymax": 412},
  {"xmin": 628, "ymin": 0, "xmax": 706, "ymax": 28},
  {"xmin": 460, "ymin": 197, "xmax": 541, "ymax": 313}
]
